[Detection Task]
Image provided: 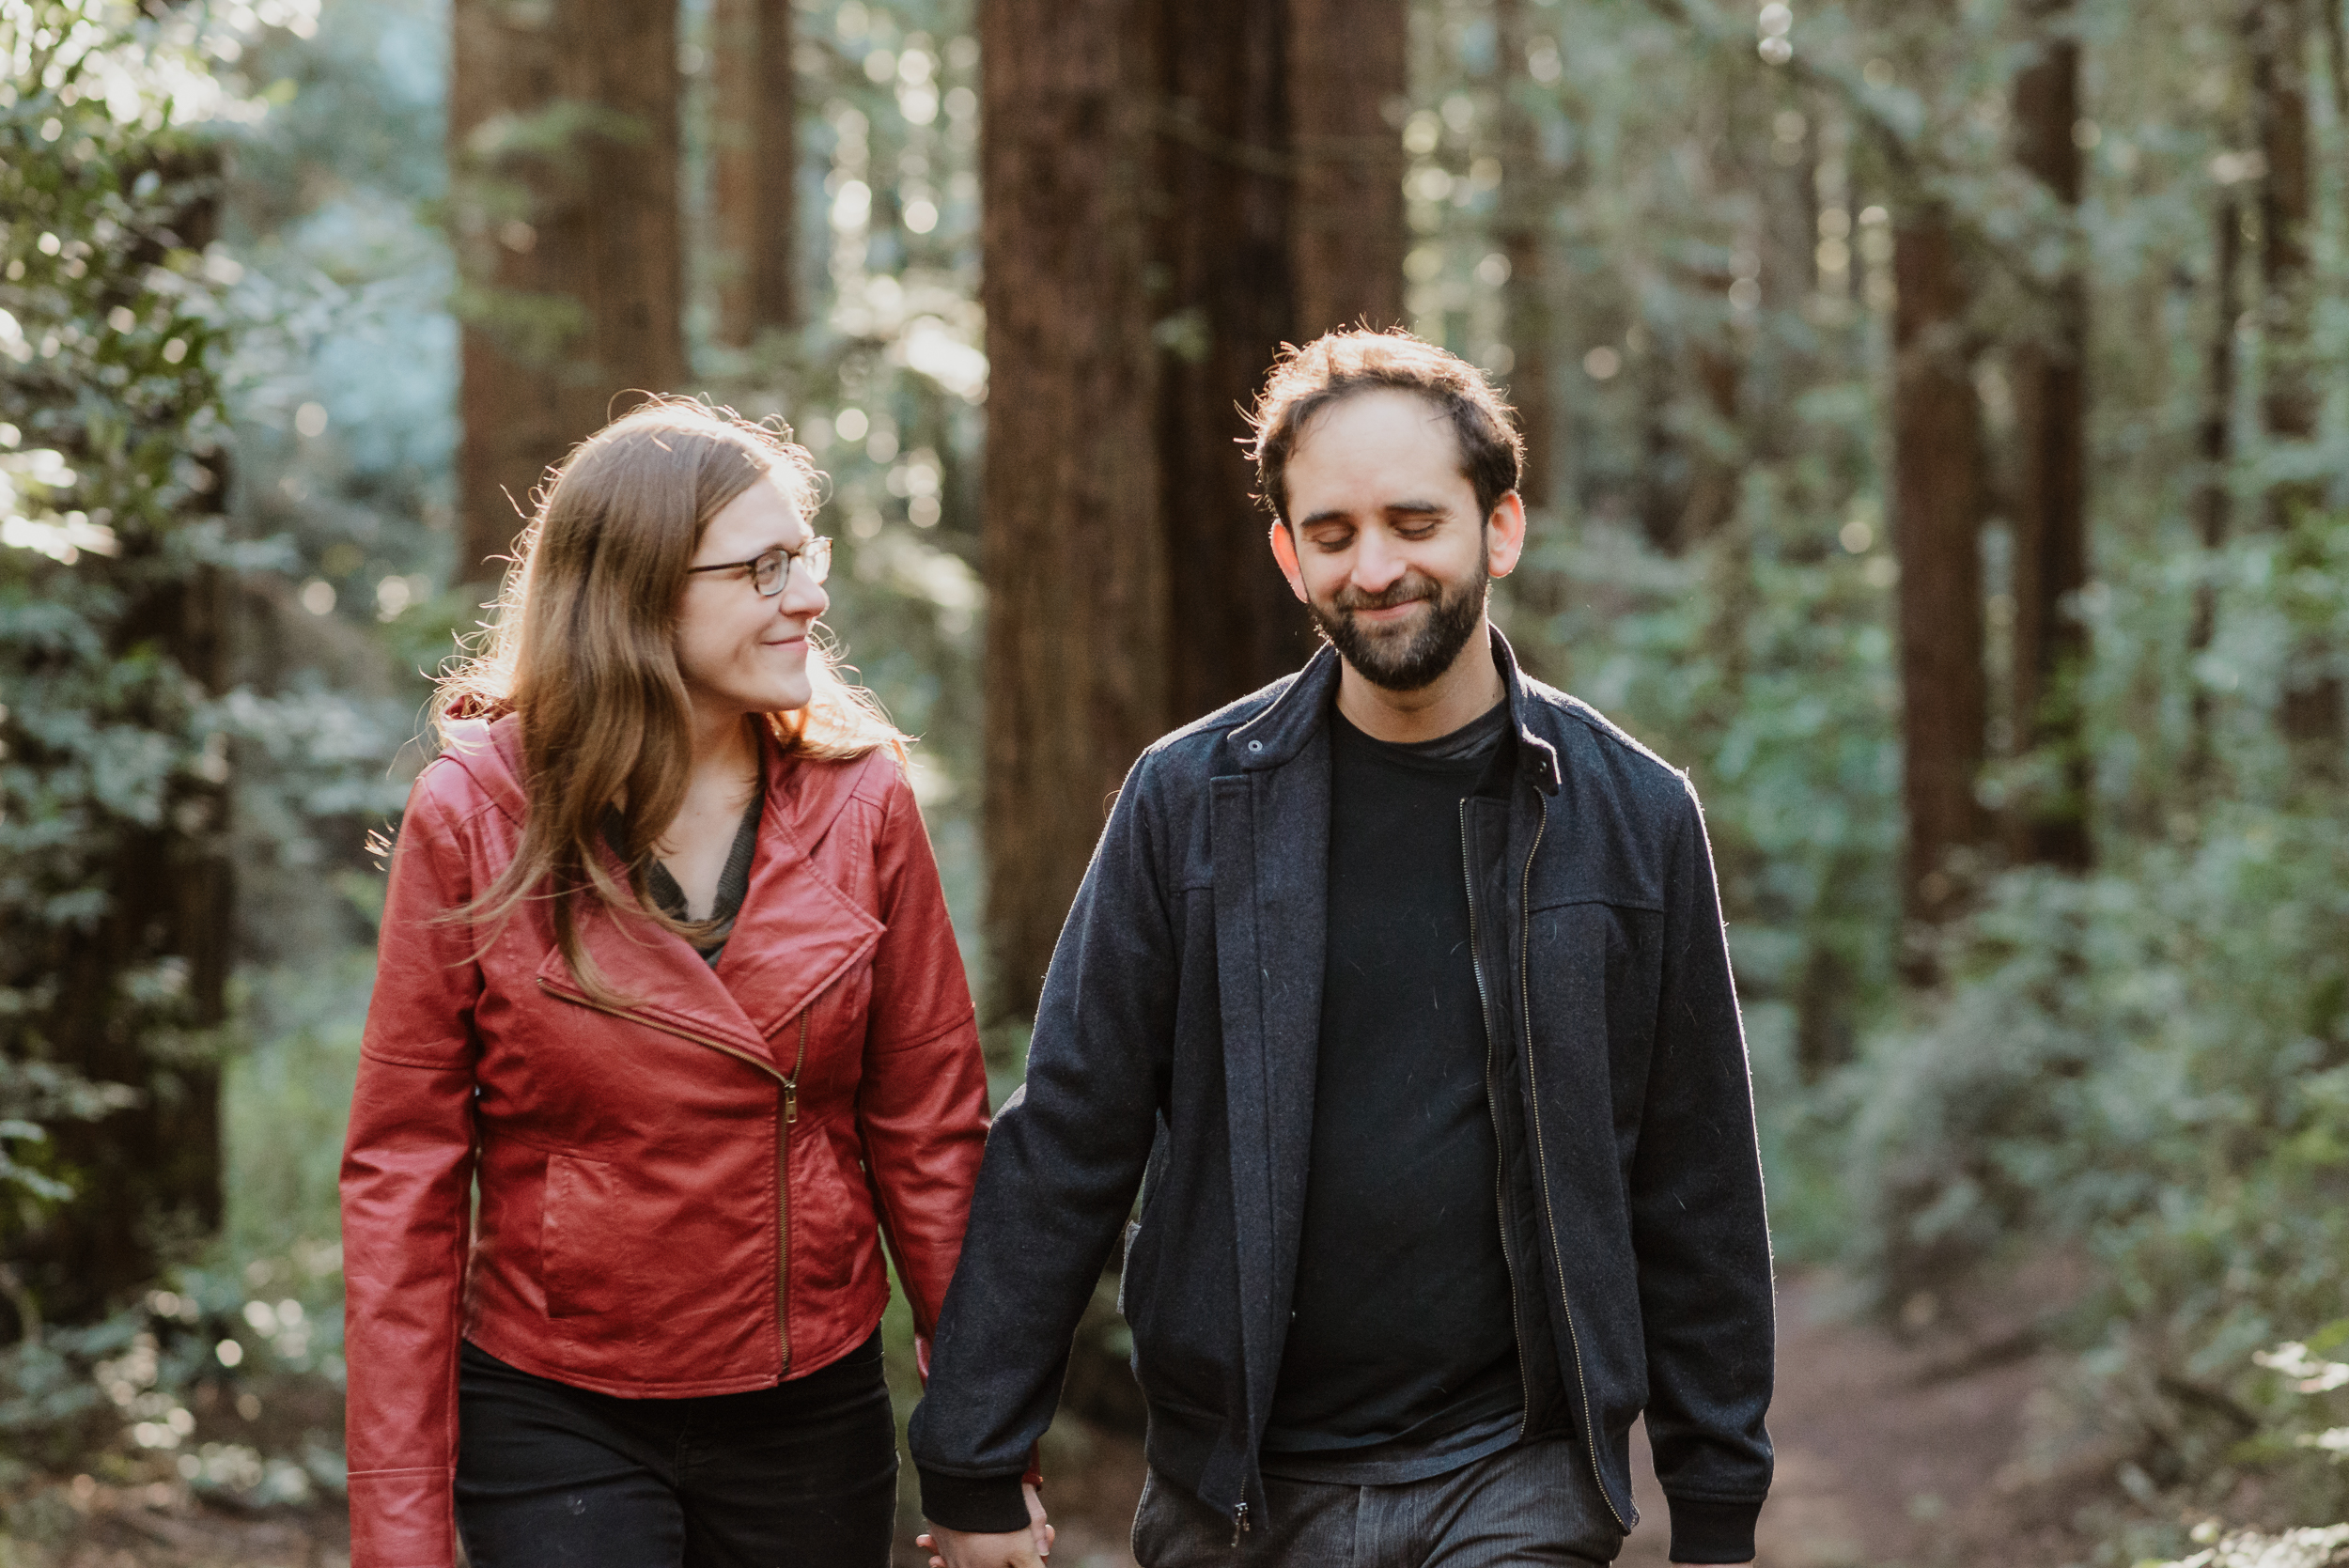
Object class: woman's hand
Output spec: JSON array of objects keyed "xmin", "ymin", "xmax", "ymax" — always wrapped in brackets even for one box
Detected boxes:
[{"xmin": 916, "ymin": 1483, "xmax": 1053, "ymax": 1568}]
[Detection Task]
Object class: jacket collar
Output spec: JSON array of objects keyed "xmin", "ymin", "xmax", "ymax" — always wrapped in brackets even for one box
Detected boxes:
[
  {"xmin": 1227, "ymin": 624, "xmax": 1562, "ymax": 796},
  {"xmin": 441, "ymin": 713, "xmax": 883, "ymax": 1063}
]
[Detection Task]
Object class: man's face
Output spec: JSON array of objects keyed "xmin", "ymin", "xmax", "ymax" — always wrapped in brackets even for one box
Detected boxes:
[{"xmin": 1269, "ymin": 389, "xmax": 1520, "ymax": 692}]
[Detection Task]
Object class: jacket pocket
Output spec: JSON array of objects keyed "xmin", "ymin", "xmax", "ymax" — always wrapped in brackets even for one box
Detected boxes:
[{"xmin": 540, "ymin": 1151, "xmax": 630, "ymax": 1319}]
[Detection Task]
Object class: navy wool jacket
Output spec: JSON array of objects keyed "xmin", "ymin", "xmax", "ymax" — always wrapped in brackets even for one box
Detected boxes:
[{"xmin": 911, "ymin": 630, "xmax": 1775, "ymax": 1564}]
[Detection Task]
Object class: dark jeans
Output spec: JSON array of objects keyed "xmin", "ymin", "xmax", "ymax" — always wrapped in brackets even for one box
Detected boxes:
[
  {"xmin": 454, "ymin": 1333, "xmax": 898, "ymax": 1568},
  {"xmin": 1130, "ymin": 1437, "xmax": 1625, "ymax": 1568}
]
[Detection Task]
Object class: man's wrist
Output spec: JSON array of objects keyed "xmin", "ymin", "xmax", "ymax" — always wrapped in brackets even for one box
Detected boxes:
[{"xmin": 917, "ymin": 1466, "xmax": 1032, "ymax": 1534}]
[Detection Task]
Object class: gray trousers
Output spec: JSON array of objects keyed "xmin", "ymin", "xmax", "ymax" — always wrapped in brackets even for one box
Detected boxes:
[{"xmin": 1130, "ymin": 1439, "xmax": 1626, "ymax": 1568}]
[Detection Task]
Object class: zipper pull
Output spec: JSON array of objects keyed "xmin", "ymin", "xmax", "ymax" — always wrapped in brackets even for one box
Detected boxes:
[
  {"xmin": 784, "ymin": 1082, "xmax": 798, "ymax": 1125},
  {"xmin": 1230, "ymin": 1500, "xmax": 1249, "ymax": 1547}
]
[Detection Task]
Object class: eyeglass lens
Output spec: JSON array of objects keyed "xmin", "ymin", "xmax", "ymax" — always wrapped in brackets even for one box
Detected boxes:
[{"xmin": 753, "ymin": 537, "xmax": 831, "ymax": 595}]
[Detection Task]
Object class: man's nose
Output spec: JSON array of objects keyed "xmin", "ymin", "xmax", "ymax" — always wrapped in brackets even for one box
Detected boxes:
[{"xmin": 1350, "ymin": 532, "xmax": 1409, "ymax": 595}]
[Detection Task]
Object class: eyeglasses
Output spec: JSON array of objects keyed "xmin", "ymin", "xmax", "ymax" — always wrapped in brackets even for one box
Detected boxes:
[{"xmin": 684, "ymin": 536, "xmax": 832, "ymax": 598}]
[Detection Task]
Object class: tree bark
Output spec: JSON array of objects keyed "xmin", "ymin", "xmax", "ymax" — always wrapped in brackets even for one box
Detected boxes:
[
  {"xmin": 712, "ymin": 0, "xmax": 796, "ymax": 345},
  {"xmin": 2007, "ymin": 8, "xmax": 2092, "ymax": 867},
  {"xmin": 451, "ymin": 0, "xmax": 686, "ymax": 584},
  {"xmin": 1152, "ymin": 0, "xmax": 1310, "ymax": 724},
  {"xmin": 1495, "ymin": 0, "xmax": 1555, "ymax": 512},
  {"xmin": 980, "ymin": 0, "xmax": 1165, "ymax": 1022},
  {"xmin": 1285, "ymin": 0, "xmax": 1407, "ymax": 335},
  {"xmin": 2189, "ymin": 191, "xmax": 2241, "ymax": 783},
  {"xmin": 1891, "ymin": 212, "xmax": 1989, "ymax": 937},
  {"xmin": 2248, "ymin": 0, "xmax": 2341, "ymax": 755}
]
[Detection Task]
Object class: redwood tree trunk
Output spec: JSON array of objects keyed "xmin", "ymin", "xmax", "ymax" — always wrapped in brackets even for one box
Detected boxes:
[
  {"xmin": 1495, "ymin": 0, "xmax": 1555, "ymax": 512},
  {"xmin": 451, "ymin": 0, "xmax": 686, "ymax": 583},
  {"xmin": 2248, "ymin": 0, "xmax": 2341, "ymax": 755},
  {"xmin": 1154, "ymin": 0, "xmax": 1309, "ymax": 723},
  {"xmin": 1891, "ymin": 212, "xmax": 1989, "ymax": 936},
  {"xmin": 1285, "ymin": 0, "xmax": 1406, "ymax": 335},
  {"xmin": 2008, "ymin": 9, "xmax": 2092, "ymax": 866},
  {"xmin": 712, "ymin": 0, "xmax": 796, "ymax": 346},
  {"xmin": 2190, "ymin": 191, "xmax": 2242, "ymax": 783},
  {"xmin": 980, "ymin": 0, "xmax": 1165, "ymax": 1022}
]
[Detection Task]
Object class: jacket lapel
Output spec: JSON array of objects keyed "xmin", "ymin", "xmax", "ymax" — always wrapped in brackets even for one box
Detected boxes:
[
  {"xmin": 1215, "ymin": 652, "xmax": 1336, "ymax": 1445},
  {"xmin": 714, "ymin": 754, "xmax": 885, "ymax": 1040},
  {"xmin": 490, "ymin": 719, "xmax": 883, "ymax": 1070}
]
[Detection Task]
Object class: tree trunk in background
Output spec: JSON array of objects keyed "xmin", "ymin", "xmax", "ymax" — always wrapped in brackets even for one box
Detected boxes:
[
  {"xmin": 1495, "ymin": 0, "xmax": 1555, "ymax": 513},
  {"xmin": 1154, "ymin": 0, "xmax": 1310, "ymax": 724},
  {"xmin": 1285, "ymin": 0, "xmax": 1406, "ymax": 335},
  {"xmin": 711, "ymin": 0, "xmax": 796, "ymax": 346},
  {"xmin": 1891, "ymin": 212, "xmax": 1989, "ymax": 939},
  {"xmin": 2189, "ymin": 191, "xmax": 2241, "ymax": 784},
  {"xmin": 451, "ymin": 0, "xmax": 686, "ymax": 585},
  {"xmin": 980, "ymin": 0, "xmax": 1164, "ymax": 1022},
  {"xmin": 2008, "ymin": 8, "xmax": 2092, "ymax": 867},
  {"xmin": 2248, "ymin": 0, "xmax": 2341, "ymax": 757}
]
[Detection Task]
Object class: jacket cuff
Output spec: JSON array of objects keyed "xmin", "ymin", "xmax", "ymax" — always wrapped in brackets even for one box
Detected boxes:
[
  {"xmin": 1665, "ymin": 1494, "xmax": 1761, "ymax": 1563},
  {"xmin": 917, "ymin": 1466, "xmax": 1031, "ymax": 1534},
  {"xmin": 347, "ymin": 1466, "xmax": 457, "ymax": 1568}
]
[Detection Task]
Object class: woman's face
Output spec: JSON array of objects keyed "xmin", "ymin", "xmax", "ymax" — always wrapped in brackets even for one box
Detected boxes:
[{"xmin": 674, "ymin": 474, "xmax": 830, "ymax": 721}]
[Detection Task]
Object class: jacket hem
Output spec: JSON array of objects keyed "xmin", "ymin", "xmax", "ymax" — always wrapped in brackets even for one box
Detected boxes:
[{"xmin": 460, "ymin": 1306, "xmax": 882, "ymax": 1400}]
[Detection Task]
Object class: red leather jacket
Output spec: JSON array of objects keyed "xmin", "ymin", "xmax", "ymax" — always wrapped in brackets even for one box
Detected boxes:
[{"xmin": 340, "ymin": 717, "xmax": 990, "ymax": 1567}]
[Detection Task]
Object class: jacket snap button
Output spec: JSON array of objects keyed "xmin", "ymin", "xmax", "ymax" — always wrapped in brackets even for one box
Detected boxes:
[{"xmin": 1247, "ymin": 740, "xmax": 1261, "ymax": 752}]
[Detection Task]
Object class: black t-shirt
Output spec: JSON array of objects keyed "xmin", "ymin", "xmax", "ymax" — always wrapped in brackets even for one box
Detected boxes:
[{"xmin": 1260, "ymin": 700, "xmax": 1523, "ymax": 1483}]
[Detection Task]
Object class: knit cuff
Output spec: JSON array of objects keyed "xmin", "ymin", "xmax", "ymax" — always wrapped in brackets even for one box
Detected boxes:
[
  {"xmin": 917, "ymin": 1467, "xmax": 1032, "ymax": 1535},
  {"xmin": 1665, "ymin": 1494, "xmax": 1761, "ymax": 1563}
]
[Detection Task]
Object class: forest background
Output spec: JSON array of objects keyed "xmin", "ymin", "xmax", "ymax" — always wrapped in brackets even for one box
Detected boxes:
[{"xmin": 5, "ymin": 0, "xmax": 2349, "ymax": 1563}]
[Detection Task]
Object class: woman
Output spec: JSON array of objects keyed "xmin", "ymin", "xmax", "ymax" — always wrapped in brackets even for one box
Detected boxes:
[{"xmin": 340, "ymin": 402, "xmax": 1024, "ymax": 1568}]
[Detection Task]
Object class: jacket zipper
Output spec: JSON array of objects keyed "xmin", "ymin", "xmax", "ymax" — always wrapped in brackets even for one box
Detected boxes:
[
  {"xmin": 534, "ymin": 975, "xmax": 808, "ymax": 1382},
  {"xmin": 1229, "ymin": 1500, "xmax": 1249, "ymax": 1547},
  {"xmin": 1459, "ymin": 805, "xmax": 1537, "ymax": 1439},
  {"xmin": 776, "ymin": 1009, "xmax": 810, "ymax": 1373},
  {"xmin": 1511, "ymin": 795, "xmax": 1632, "ymax": 1532}
]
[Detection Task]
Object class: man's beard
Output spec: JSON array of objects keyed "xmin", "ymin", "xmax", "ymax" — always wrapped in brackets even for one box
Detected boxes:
[{"xmin": 1308, "ymin": 567, "xmax": 1488, "ymax": 692}]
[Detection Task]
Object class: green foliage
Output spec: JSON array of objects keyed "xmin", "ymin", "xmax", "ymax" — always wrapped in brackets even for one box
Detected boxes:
[{"xmin": 0, "ymin": 0, "xmax": 255, "ymax": 1261}]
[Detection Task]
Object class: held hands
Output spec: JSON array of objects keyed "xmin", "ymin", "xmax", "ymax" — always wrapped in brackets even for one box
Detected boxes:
[{"xmin": 917, "ymin": 1483, "xmax": 1054, "ymax": 1568}]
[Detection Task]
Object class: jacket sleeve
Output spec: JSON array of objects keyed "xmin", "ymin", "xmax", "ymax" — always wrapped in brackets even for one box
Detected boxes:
[
  {"xmin": 908, "ymin": 754, "xmax": 1176, "ymax": 1534},
  {"xmin": 855, "ymin": 764, "xmax": 991, "ymax": 1368},
  {"xmin": 1630, "ymin": 779, "xmax": 1775, "ymax": 1565},
  {"xmin": 339, "ymin": 770, "xmax": 484, "ymax": 1568}
]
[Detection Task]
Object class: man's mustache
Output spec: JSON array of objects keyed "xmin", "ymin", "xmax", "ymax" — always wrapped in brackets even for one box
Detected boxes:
[{"xmin": 1331, "ymin": 575, "xmax": 1436, "ymax": 613}]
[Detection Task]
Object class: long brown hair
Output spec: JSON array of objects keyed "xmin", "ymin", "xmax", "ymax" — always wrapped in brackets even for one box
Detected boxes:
[{"xmin": 434, "ymin": 399, "xmax": 904, "ymax": 1000}]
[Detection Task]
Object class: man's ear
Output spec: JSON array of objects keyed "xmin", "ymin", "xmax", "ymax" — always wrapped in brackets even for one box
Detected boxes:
[
  {"xmin": 1267, "ymin": 519, "xmax": 1310, "ymax": 604},
  {"xmin": 1486, "ymin": 491, "xmax": 1528, "ymax": 580}
]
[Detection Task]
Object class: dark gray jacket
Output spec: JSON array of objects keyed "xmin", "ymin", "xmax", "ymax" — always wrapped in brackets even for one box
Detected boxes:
[{"xmin": 912, "ymin": 631, "xmax": 1774, "ymax": 1562}]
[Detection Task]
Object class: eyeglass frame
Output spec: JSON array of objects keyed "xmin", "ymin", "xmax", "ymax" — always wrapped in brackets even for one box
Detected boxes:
[{"xmin": 683, "ymin": 536, "xmax": 832, "ymax": 598}]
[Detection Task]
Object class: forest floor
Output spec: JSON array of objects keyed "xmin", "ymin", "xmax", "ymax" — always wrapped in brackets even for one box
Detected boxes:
[{"xmin": 2, "ymin": 1273, "xmax": 2098, "ymax": 1568}]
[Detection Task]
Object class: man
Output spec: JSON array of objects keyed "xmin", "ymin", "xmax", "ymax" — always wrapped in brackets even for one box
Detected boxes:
[{"xmin": 911, "ymin": 330, "xmax": 1772, "ymax": 1567}]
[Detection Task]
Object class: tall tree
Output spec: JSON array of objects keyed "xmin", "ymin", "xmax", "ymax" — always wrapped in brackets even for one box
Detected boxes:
[
  {"xmin": 2247, "ymin": 0, "xmax": 2340, "ymax": 756},
  {"xmin": 1495, "ymin": 0, "xmax": 1556, "ymax": 511},
  {"xmin": 1152, "ymin": 0, "xmax": 1309, "ymax": 723},
  {"xmin": 1285, "ymin": 0, "xmax": 1407, "ymax": 334},
  {"xmin": 1891, "ymin": 210, "xmax": 1990, "ymax": 936},
  {"xmin": 711, "ymin": 0, "xmax": 796, "ymax": 347},
  {"xmin": 2007, "ymin": 2, "xmax": 2092, "ymax": 866},
  {"xmin": 450, "ymin": 0, "xmax": 686, "ymax": 585},
  {"xmin": 2189, "ymin": 188, "xmax": 2243, "ymax": 782},
  {"xmin": 980, "ymin": 0, "xmax": 1165, "ymax": 1021}
]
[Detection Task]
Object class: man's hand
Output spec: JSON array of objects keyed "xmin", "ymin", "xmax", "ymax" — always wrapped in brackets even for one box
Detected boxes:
[{"xmin": 916, "ymin": 1483, "xmax": 1054, "ymax": 1568}]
